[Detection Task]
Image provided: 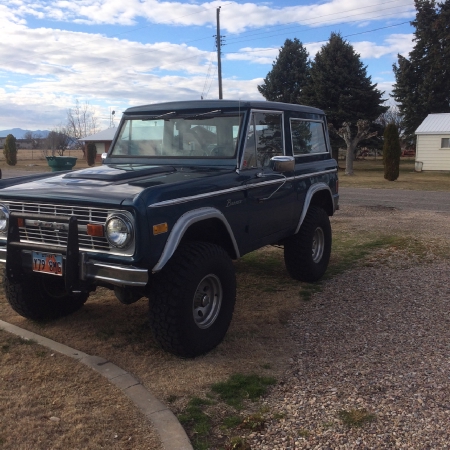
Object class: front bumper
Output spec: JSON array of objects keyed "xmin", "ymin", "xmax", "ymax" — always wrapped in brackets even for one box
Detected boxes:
[
  {"xmin": 0, "ymin": 212, "xmax": 148, "ymax": 289},
  {"xmin": 0, "ymin": 247, "xmax": 148, "ymax": 288}
]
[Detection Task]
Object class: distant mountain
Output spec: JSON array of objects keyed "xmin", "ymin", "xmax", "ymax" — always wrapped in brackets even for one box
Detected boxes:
[{"xmin": 0, "ymin": 128, "xmax": 50, "ymax": 139}]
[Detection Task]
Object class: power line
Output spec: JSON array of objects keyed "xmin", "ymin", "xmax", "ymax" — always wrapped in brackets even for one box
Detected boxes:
[
  {"xmin": 223, "ymin": 21, "xmax": 411, "ymax": 57},
  {"xmin": 5, "ymin": 0, "xmax": 413, "ymax": 67},
  {"xmin": 224, "ymin": 8, "xmax": 413, "ymax": 47},
  {"xmin": 224, "ymin": 0, "xmax": 413, "ymax": 43}
]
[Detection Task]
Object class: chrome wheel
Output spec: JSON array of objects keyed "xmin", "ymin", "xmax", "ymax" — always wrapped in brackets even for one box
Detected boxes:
[
  {"xmin": 312, "ymin": 227, "xmax": 325, "ymax": 263},
  {"xmin": 193, "ymin": 274, "xmax": 223, "ymax": 329}
]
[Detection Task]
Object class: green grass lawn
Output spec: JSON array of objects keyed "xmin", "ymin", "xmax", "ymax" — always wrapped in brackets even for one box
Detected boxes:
[{"xmin": 339, "ymin": 158, "xmax": 450, "ymax": 191}]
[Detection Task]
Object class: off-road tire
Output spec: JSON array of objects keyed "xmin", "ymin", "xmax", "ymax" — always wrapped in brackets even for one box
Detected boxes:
[
  {"xmin": 149, "ymin": 242, "xmax": 236, "ymax": 357},
  {"xmin": 3, "ymin": 274, "xmax": 88, "ymax": 321},
  {"xmin": 284, "ymin": 206, "xmax": 331, "ymax": 282}
]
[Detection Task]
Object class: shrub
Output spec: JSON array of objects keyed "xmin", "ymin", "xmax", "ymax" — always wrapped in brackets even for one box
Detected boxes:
[
  {"xmin": 86, "ymin": 142, "xmax": 97, "ymax": 166},
  {"xmin": 383, "ymin": 123, "xmax": 401, "ymax": 181},
  {"xmin": 3, "ymin": 134, "xmax": 17, "ymax": 166}
]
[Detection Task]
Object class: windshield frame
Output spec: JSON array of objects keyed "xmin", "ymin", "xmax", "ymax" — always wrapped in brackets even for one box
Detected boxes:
[{"xmin": 108, "ymin": 111, "xmax": 244, "ymax": 165}]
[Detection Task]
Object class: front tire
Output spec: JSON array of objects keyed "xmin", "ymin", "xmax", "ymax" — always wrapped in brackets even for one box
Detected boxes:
[
  {"xmin": 3, "ymin": 274, "xmax": 88, "ymax": 321},
  {"xmin": 149, "ymin": 242, "xmax": 236, "ymax": 357},
  {"xmin": 284, "ymin": 206, "xmax": 331, "ymax": 282}
]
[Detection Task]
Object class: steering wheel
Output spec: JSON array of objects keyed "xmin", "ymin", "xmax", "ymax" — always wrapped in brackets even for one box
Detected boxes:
[{"xmin": 207, "ymin": 146, "xmax": 225, "ymax": 156}]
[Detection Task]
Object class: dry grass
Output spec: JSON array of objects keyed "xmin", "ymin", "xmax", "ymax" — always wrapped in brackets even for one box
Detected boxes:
[
  {"xmin": 0, "ymin": 249, "xmax": 303, "ymax": 449},
  {"xmin": 339, "ymin": 158, "xmax": 450, "ymax": 191},
  {"xmin": 0, "ymin": 149, "xmax": 90, "ymax": 172},
  {"xmin": 0, "ymin": 329, "xmax": 160, "ymax": 449}
]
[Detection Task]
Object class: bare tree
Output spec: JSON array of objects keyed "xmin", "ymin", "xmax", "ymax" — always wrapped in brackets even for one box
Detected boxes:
[
  {"xmin": 376, "ymin": 106, "xmax": 405, "ymax": 137},
  {"xmin": 66, "ymin": 100, "xmax": 98, "ymax": 147},
  {"xmin": 329, "ymin": 120, "xmax": 378, "ymax": 176},
  {"xmin": 24, "ymin": 131, "xmax": 43, "ymax": 149},
  {"xmin": 45, "ymin": 127, "xmax": 70, "ymax": 156}
]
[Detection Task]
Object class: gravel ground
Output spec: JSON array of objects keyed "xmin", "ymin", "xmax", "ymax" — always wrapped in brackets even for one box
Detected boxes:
[{"xmin": 245, "ymin": 206, "xmax": 450, "ymax": 449}]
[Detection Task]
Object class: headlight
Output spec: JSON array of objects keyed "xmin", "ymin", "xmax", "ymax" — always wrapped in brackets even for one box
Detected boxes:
[
  {"xmin": 0, "ymin": 204, "xmax": 9, "ymax": 234},
  {"xmin": 105, "ymin": 214, "xmax": 133, "ymax": 248}
]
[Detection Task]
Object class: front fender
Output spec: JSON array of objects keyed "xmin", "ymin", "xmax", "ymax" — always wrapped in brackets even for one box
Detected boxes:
[{"xmin": 152, "ymin": 207, "xmax": 240, "ymax": 272}]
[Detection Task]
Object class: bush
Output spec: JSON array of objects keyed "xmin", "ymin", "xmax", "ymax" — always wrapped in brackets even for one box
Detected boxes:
[
  {"xmin": 3, "ymin": 134, "xmax": 17, "ymax": 166},
  {"xmin": 86, "ymin": 142, "xmax": 97, "ymax": 166},
  {"xmin": 383, "ymin": 124, "xmax": 401, "ymax": 181}
]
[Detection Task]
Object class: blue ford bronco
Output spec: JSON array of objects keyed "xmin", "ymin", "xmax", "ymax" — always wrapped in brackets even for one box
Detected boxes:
[{"xmin": 0, "ymin": 100, "xmax": 338, "ymax": 357}]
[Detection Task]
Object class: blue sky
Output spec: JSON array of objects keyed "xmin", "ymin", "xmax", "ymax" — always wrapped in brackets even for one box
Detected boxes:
[{"xmin": 0, "ymin": 0, "xmax": 416, "ymax": 132}]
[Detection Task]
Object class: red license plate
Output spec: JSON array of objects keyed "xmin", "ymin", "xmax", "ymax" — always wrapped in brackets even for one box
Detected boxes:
[{"xmin": 32, "ymin": 252, "xmax": 63, "ymax": 276}]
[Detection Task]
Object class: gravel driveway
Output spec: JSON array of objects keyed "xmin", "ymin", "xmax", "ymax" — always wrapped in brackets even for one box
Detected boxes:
[{"xmin": 247, "ymin": 204, "xmax": 450, "ymax": 449}]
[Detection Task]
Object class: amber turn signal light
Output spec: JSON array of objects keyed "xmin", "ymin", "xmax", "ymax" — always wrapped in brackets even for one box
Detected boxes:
[
  {"xmin": 87, "ymin": 223, "xmax": 104, "ymax": 237},
  {"xmin": 153, "ymin": 223, "xmax": 168, "ymax": 235}
]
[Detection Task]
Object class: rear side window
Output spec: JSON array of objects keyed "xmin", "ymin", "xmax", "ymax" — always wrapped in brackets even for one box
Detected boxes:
[
  {"xmin": 242, "ymin": 111, "xmax": 284, "ymax": 168},
  {"xmin": 291, "ymin": 119, "xmax": 327, "ymax": 156}
]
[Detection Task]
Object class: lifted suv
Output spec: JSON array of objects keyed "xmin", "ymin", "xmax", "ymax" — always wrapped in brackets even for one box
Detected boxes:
[{"xmin": 0, "ymin": 100, "xmax": 338, "ymax": 357}]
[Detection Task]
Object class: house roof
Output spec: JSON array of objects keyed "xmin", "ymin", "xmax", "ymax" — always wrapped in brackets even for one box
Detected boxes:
[
  {"xmin": 415, "ymin": 114, "xmax": 450, "ymax": 135},
  {"xmin": 81, "ymin": 127, "xmax": 117, "ymax": 142}
]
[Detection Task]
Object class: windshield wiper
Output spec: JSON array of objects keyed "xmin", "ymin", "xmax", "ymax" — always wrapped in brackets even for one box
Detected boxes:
[
  {"xmin": 143, "ymin": 111, "xmax": 176, "ymax": 120},
  {"xmin": 184, "ymin": 109, "xmax": 222, "ymax": 120}
]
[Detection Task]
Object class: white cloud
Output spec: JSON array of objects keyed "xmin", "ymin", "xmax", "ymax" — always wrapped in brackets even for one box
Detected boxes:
[
  {"xmin": 3, "ymin": 0, "xmax": 416, "ymax": 33},
  {"xmin": 353, "ymin": 33, "xmax": 413, "ymax": 58},
  {"xmin": 230, "ymin": 32, "xmax": 414, "ymax": 65},
  {"xmin": 0, "ymin": 0, "xmax": 416, "ymax": 129},
  {"xmin": 225, "ymin": 47, "xmax": 279, "ymax": 65}
]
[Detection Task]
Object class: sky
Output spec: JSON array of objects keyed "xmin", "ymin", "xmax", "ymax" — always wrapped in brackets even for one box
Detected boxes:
[{"xmin": 0, "ymin": 0, "xmax": 417, "ymax": 133}]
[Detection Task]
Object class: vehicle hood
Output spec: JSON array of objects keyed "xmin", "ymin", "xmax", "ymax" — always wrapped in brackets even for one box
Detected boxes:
[{"xmin": 0, "ymin": 164, "xmax": 234, "ymax": 206}]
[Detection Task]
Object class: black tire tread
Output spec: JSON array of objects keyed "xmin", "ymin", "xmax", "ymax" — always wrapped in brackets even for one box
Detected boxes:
[
  {"xmin": 284, "ymin": 206, "xmax": 331, "ymax": 282},
  {"xmin": 149, "ymin": 242, "xmax": 236, "ymax": 357},
  {"xmin": 3, "ymin": 275, "xmax": 88, "ymax": 321}
]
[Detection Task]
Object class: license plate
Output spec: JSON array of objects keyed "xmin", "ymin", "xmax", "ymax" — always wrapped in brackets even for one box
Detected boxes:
[{"xmin": 32, "ymin": 252, "xmax": 63, "ymax": 276}]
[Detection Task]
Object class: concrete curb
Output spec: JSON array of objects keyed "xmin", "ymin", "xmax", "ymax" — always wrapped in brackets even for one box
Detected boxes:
[{"xmin": 0, "ymin": 320, "xmax": 193, "ymax": 450}]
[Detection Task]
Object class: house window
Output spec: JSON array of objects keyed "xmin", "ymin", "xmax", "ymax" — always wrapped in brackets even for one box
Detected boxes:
[{"xmin": 441, "ymin": 138, "xmax": 450, "ymax": 148}]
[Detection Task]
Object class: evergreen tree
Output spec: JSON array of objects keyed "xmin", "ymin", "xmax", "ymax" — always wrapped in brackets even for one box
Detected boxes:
[
  {"xmin": 86, "ymin": 142, "xmax": 97, "ymax": 166},
  {"xmin": 392, "ymin": 0, "xmax": 450, "ymax": 145},
  {"xmin": 383, "ymin": 124, "xmax": 402, "ymax": 181},
  {"xmin": 3, "ymin": 134, "xmax": 17, "ymax": 166},
  {"xmin": 301, "ymin": 33, "xmax": 387, "ymax": 174},
  {"xmin": 258, "ymin": 38, "xmax": 309, "ymax": 103}
]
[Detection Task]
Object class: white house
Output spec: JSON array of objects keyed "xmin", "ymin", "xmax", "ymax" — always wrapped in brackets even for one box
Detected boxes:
[{"xmin": 415, "ymin": 113, "xmax": 450, "ymax": 171}]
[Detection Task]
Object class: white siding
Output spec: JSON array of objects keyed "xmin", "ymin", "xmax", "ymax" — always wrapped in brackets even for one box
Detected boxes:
[
  {"xmin": 95, "ymin": 142, "xmax": 105, "ymax": 153},
  {"xmin": 416, "ymin": 134, "xmax": 450, "ymax": 171}
]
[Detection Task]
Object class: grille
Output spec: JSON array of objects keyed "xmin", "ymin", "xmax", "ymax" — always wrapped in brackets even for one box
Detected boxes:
[{"xmin": 3, "ymin": 201, "xmax": 111, "ymax": 253}]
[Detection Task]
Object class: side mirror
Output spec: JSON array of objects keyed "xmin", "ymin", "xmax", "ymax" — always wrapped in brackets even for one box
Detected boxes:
[
  {"xmin": 270, "ymin": 155, "xmax": 295, "ymax": 173},
  {"xmin": 101, "ymin": 153, "xmax": 108, "ymax": 164}
]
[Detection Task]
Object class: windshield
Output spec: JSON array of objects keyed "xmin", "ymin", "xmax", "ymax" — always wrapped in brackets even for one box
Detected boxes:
[{"xmin": 111, "ymin": 112, "xmax": 243, "ymax": 159}]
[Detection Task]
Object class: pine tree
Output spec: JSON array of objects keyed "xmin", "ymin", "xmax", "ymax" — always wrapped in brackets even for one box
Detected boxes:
[
  {"xmin": 301, "ymin": 33, "xmax": 387, "ymax": 174},
  {"xmin": 392, "ymin": 0, "xmax": 450, "ymax": 144},
  {"xmin": 258, "ymin": 38, "xmax": 309, "ymax": 103},
  {"xmin": 383, "ymin": 124, "xmax": 402, "ymax": 181},
  {"xmin": 3, "ymin": 134, "xmax": 17, "ymax": 166}
]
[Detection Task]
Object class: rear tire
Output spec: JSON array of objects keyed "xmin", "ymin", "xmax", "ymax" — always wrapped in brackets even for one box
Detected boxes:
[
  {"xmin": 284, "ymin": 206, "xmax": 331, "ymax": 282},
  {"xmin": 3, "ymin": 274, "xmax": 88, "ymax": 321},
  {"xmin": 149, "ymin": 242, "xmax": 236, "ymax": 357}
]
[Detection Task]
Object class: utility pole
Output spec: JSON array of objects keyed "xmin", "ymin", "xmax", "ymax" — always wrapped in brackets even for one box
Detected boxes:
[{"xmin": 216, "ymin": 7, "xmax": 223, "ymax": 99}]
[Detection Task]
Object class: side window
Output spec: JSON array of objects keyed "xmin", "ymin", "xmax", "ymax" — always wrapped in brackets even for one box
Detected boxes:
[
  {"xmin": 291, "ymin": 119, "xmax": 327, "ymax": 155},
  {"xmin": 242, "ymin": 119, "xmax": 256, "ymax": 168},
  {"xmin": 242, "ymin": 112, "xmax": 284, "ymax": 169}
]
